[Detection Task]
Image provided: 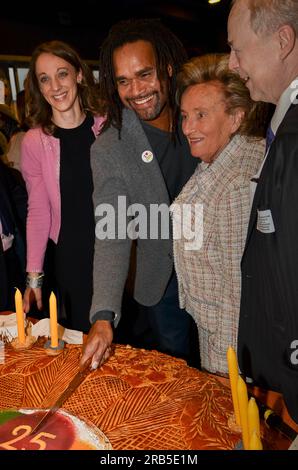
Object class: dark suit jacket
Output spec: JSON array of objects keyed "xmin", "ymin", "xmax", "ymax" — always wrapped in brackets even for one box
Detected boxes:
[
  {"xmin": 239, "ymin": 104, "xmax": 298, "ymax": 423},
  {"xmin": 0, "ymin": 160, "xmax": 27, "ymax": 310}
]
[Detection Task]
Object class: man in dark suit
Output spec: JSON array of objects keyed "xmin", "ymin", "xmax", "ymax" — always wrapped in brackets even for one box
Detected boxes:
[
  {"xmin": 228, "ymin": 0, "xmax": 298, "ymax": 423},
  {"xmin": 0, "ymin": 157, "xmax": 27, "ymax": 311}
]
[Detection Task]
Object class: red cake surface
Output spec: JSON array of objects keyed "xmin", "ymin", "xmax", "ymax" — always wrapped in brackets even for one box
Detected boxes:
[
  {"xmin": 0, "ymin": 410, "xmax": 74, "ymax": 450},
  {"xmin": 0, "ymin": 409, "xmax": 111, "ymax": 450},
  {"xmin": 0, "ymin": 341, "xmax": 292, "ymax": 450}
]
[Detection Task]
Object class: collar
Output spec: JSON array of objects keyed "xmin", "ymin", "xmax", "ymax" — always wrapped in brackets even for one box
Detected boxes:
[
  {"xmin": 199, "ymin": 134, "xmax": 247, "ymax": 174},
  {"xmin": 271, "ymin": 77, "xmax": 298, "ymax": 134}
]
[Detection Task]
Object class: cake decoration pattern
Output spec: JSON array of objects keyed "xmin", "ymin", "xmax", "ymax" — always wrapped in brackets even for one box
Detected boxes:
[{"xmin": 0, "ymin": 341, "xmax": 292, "ymax": 450}]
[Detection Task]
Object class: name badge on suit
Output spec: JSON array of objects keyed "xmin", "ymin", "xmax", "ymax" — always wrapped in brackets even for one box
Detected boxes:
[{"xmin": 257, "ymin": 209, "xmax": 275, "ymax": 234}]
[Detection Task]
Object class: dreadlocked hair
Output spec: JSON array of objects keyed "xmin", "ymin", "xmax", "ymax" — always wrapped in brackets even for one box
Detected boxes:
[{"xmin": 98, "ymin": 18, "xmax": 188, "ymax": 137}]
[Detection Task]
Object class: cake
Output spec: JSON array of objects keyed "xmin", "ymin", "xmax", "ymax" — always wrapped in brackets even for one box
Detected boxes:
[
  {"xmin": 0, "ymin": 340, "xmax": 292, "ymax": 450},
  {"xmin": 0, "ymin": 409, "xmax": 112, "ymax": 450}
]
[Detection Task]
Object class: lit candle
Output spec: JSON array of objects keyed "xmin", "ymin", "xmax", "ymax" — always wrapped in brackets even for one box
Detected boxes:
[
  {"xmin": 237, "ymin": 375, "xmax": 250, "ymax": 450},
  {"xmin": 49, "ymin": 292, "xmax": 58, "ymax": 348},
  {"xmin": 249, "ymin": 430, "xmax": 263, "ymax": 450},
  {"xmin": 248, "ymin": 397, "xmax": 261, "ymax": 441},
  {"xmin": 227, "ymin": 346, "xmax": 241, "ymax": 425},
  {"xmin": 15, "ymin": 288, "xmax": 25, "ymax": 344}
]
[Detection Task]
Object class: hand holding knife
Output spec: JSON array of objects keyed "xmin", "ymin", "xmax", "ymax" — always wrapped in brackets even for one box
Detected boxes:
[{"xmin": 30, "ymin": 318, "xmax": 114, "ymax": 437}]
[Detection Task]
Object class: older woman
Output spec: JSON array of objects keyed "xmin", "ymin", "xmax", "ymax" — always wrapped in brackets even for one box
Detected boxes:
[{"xmin": 171, "ymin": 54, "xmax": 266, "ymax": 375}]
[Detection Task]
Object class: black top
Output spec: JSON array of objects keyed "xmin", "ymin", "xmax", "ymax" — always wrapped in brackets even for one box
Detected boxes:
[
  {"xmin": 141, "ymin": 120, "xmax": 198, "ymax": 203},
  {"xmin": 55, "ymin": 113, "xmax": 95, "ymax": 243},
  {"xmin": 54, "ymin": 113, "xmax": 96, "ymax": 332}
]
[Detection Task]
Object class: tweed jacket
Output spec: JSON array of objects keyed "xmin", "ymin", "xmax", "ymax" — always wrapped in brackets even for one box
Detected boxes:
[{"xmin": 171, "ymin": 134, "xmax": 265, "ymax": 374}]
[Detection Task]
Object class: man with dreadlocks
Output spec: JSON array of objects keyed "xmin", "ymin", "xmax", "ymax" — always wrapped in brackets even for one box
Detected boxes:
[{"xmin": 81, "ymin": 18, "xmax": 198, "ymax": 370}]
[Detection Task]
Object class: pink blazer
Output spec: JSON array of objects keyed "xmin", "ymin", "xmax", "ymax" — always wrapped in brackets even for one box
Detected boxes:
[{"xmin": 21, "ymin": 116, "xmax": 105, "ymax": 272}]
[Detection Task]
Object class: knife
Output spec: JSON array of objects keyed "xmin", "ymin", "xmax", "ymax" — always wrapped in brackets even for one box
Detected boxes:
[{"xmin": 29, "ymin": 359, "xmax": 93, "ymax": 435}]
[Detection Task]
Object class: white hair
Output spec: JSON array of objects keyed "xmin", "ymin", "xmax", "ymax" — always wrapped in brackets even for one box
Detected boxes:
[{"xmin": 232, "ymin": 0, "xmax": 298, "ymax": 35}]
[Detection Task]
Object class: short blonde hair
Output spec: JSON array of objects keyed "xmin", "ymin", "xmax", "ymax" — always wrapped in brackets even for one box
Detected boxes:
[{"xmin": 177, "ymin": 53, "xmax": 267, "ymax": 137}]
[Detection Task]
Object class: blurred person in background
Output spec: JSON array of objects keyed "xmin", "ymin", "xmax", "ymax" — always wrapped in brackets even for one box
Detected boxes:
[
  {"xmin": 7, "ymin": 90, "xmax": 29, "ymax": 171},
  {"xmin": 0, "ymin": 156, "xmax": 27, "ymax": 311}
]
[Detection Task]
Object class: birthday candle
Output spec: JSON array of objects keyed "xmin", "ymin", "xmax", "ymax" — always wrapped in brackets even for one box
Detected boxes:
[
  {"xmin": 227, "ymin": 346, "xmax": 241, "ymax": 425},
  {"xmin": 15, "ymin": 288, "xmax": 25, "ymax": 344},
  {"xmin": 49, "ymin": 292, "xmax": 58, "ymax": 348},
  {"xmin": 248, "ymin": 397, "xmax": 261, "ymax": 442},
  {"xmin": 249, "ymin": 430, "xmax": 263, "ymax": 450},
  {"xmin": 237, "ymin": 375, "xmax": 250, "ymax": 450}
]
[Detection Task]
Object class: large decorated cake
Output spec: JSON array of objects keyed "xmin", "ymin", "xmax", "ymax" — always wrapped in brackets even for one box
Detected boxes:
[{"xmin": 0, "ymin": 340, "xmax": 292, "ymax": 450}]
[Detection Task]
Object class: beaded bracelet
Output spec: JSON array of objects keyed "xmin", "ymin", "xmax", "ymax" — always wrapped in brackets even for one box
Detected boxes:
[{"xmin": 26, "ymin": 273, "xmax": 44, "ymax": 289}]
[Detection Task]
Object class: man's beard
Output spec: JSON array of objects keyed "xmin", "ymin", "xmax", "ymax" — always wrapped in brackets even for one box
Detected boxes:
[{"xmin": 128, "ymin": 92, "xmax": 166, "ymax": 121}]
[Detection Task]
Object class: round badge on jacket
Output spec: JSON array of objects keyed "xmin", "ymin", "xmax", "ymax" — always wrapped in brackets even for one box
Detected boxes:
[{"xmin": 141, "ymin": 150, "xmax": 154, "ymax": 163}]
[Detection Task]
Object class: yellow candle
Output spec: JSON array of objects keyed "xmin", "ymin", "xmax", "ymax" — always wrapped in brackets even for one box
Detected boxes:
[
  {"xmin": 15, "ymin": 288, "xmax": 25, "ymax": 344},
  {"xmin": 249, "ymin": 430, "xmax": 263, "ymax": 450},
  {"xmin": 49, "ymin": 292, "xmax": 58, "ymax": 348},
  {"xmin": 248, "ymin": 397, "xmax": 260, "ymax": 441},
  {"xmin": 237, "ymin": 375, "xmax": 250, "ymax": 450},
  {"xmin": 227, "ymin": 346, "xmax": 241, "ymax": 425}
]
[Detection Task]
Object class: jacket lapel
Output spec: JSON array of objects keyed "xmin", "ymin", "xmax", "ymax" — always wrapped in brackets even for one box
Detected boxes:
[
  {"xmin": 121, "ymin": 109, "xmax": 170, "ymax": 205},
  {"xmin": 244, "ymin": 177, "xmax": 262, "ymax": 250}
]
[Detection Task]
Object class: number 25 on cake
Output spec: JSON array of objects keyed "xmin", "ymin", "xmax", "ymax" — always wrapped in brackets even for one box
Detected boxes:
[{"xmin": 0, "ymin": 409, "xmax": 112, "ymax": 450}]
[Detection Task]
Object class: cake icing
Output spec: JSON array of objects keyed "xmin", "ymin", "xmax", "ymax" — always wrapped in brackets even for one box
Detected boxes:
[{"xmin": 0, "ymin": 408, "xmax": 112, "ymax": 450}]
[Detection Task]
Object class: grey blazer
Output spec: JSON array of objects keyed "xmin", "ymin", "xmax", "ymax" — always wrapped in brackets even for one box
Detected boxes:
[{"xmin": 90, "ymin": 109, "xmax": 173, "ymax": 325}]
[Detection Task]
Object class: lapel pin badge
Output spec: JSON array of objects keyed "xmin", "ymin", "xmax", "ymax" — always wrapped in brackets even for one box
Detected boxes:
[{"xmin": 141, "ymin": 150, "xmax": 154, "ymax": 163}]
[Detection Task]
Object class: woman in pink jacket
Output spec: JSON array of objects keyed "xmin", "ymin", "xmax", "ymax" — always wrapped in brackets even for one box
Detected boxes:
[{"xmin": 21, "ymin": 40, "xmax": 105, "ymax": 332}]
